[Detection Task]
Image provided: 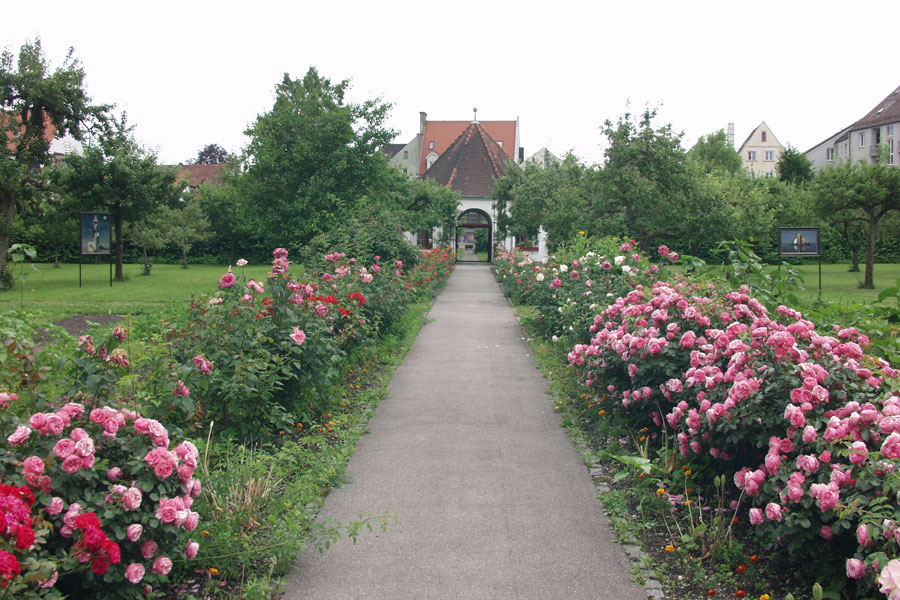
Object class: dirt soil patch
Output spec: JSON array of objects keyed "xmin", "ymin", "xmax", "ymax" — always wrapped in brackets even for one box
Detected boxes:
[{"xmin": 53, "ymin": 314, "xmax": 123, "ymax": 337}]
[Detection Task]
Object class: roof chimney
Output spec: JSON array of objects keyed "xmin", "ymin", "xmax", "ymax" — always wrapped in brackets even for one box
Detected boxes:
[
  {"xmin": 419, "ymin": 112, "xmax": 427, "ymax": 135},
  {"xmin": 727, "ymin": 123, "xmax": 735, "ymax": 149},
  {"xmin": 472, "ymin": 107, "xmax": 478, "ymax": 124}
]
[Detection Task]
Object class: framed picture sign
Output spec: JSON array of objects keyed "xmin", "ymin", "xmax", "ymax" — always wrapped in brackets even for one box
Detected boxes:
[
  {"xmin": 81, "ymin": 212, "xmax": 111, "ymax": 255},
  {"xmin": 779, "ymin": 227, "xmax": 820, "ymax": 258}
]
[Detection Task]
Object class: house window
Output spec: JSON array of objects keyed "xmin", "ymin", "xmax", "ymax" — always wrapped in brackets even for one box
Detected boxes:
[
  {"xmin": 428, "ymin": 141, "xmax": 434, "ymax": 150},
  {"xmin": 764, "ymin": 151, "xmax": 775, "ymax": 161},
  {"xmin": 765, "ymin": 171, "xmax": 774, "ymax": 178},
  {"xmin": 888, "ymin": 125, "xmax": 895, "ymax": 138},
  {"xmin": 859, "ymin": 132, "xmax": 866, "ymax": 147},
  {"xmin": 761, "ymin": 131, "xmax": 767, "ymax": 142},
  {"xmin": 890, "ymin": 139, "xmax": 896, "ymax": 165},
  {"xmin": 497, "ymin": 140, "xmax": 503, "ymax": 147},
  {"xmin": 403, "ymin": 150, "xmax": 408, "ymax": 159},
  {"xmin": 826, "ymin": 148, "xmax": 835, "ymax": 161},
  {"xmin": 747, "ymin": 151, "xmax": 757, "ymax": 161}
]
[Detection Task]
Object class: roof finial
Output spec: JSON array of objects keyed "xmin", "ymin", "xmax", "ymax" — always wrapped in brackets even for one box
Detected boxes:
[{"xmin": 472, "ymin": 107, "xmax": 478, "ymax": 124}]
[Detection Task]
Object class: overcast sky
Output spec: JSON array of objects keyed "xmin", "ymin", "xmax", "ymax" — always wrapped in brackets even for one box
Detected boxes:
[{"xmin": 3, "ymin": 1, "xmax": 898, "ymax": 166}]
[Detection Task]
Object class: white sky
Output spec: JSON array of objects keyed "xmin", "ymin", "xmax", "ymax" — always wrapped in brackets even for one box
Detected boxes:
[{"xmin": 3, "ymin": 0, "xmax": 898, "ymax": 166}]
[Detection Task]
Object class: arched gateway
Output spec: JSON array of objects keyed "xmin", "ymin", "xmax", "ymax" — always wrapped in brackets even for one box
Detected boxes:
[{"xmin": 456, "ymin": 208, "xmax": 492, "ymax": 262}]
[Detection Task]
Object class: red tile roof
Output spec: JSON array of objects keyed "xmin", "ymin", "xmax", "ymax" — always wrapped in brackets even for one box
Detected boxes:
[
  {"xmin": 171, "ymin": 163, "xmax": 226, "ymax": 187},
  {"xmin": 424, "ymin": 122, "xmax": 512, "ymax": 197},
  {"xmin": 419, "ymin": 120, "xmax": 516, "ymax": 176}
]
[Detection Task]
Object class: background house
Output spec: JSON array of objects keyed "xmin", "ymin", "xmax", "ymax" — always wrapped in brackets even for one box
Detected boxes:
[
  {"xmin": 806, "ymin": 84, "xmax": 900, "ymax": 169},
  {"xmin": 736, "ymin": 121, "xmax": 783, "ymax": 177}
]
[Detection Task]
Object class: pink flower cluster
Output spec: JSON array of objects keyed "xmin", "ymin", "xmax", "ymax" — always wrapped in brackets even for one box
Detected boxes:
[
  {"xmin": 193, "ymin": 354, "xmax": 213, "ymax": 375},
  {"xmin": 566, "ymin": 272, "xmax": 900, "ymax": 588}
]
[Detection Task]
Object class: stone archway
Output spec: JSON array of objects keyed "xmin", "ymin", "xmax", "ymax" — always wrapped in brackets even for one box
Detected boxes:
[{"xmin": 455, "ymin": 208, "xmax": 492, "ymax": 262}]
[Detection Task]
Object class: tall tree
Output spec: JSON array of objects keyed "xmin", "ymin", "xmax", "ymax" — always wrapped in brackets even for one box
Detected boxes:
[
  {"xmin": 814, "ymin": 161, "xmax": 900, "ymax": 288},
  {"xmin": 193, "ymin": 143, "xmax": 229, "ymax": 164},
  {"xmin": 688, "ymin": 130, "xmax": 744, "ymax": 175},
  {"xmin": 195, "ymin": 161, "xmax": 251, "ymax": 264},
  {"xmin": 0, "ymin": 39, "xmax": 105, "ymax": 285},
  {"xmin": 58, "ymin": 115, "xmax": 178, "ymax": 280},
  {"xmin": 493, "ymin": 156, "xmax": 600, "ymax": 250},
  {"xmin": 157, "ymin": 199, "xmax": 211, "ymax": 269},
  {"xmin": 599, "ymin": 108, "xmax": 694, "ymax": 250},
  {"xmin": 241, "ymin": 67, "xmax": 398, "ymax": 250},
  {"xmin": 777, "ymin": 145, "xmax": 814, "ymax": 184}
]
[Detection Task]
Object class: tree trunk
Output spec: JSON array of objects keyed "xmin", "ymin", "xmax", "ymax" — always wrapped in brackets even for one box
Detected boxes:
[
  {"xmin": 182, "ymin": 249, "xmax": 188, "ymax": 270},
  {"xmin": 54, "ymin": 245, "xmax": 60, "ymax": 268},
  {"xmin": 849, "ymin": 248, "xmax": 860, "ymax": 272},
  {"xmin": 862, "ymin": 214, "xmax": 877, "ymax": 289},
  {"xmin": 142, "ymin": 245, "xmax": 150, "ymax": 276},
  {"xmin": 0, "ymin": 196, "xmax": 15, "ymax": 288},
  {"xmin": 114, "ymin": 205, "xmax": 124, "ymax": 281}
]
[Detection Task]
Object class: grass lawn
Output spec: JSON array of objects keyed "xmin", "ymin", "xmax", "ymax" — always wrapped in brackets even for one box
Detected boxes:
[
  {"xmin": 787, "ymin": 262, "xmax": 900, "ymax": 304},
  {"xmin": 0, "ymin": 262, "xmax": 277, "ymax": 323}
]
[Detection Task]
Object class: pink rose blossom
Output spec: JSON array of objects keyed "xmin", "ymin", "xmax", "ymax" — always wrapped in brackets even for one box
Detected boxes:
[
  {"xmin": 7, "ymin": 425, "xmax": 31, "ymax": 446},
  {"xmin": 141, "ymin": 541, "xmax": 158, "ymax": 560},
  {"xmin": 152, "ymin": 556, "xmax": 173, "ymax": 576},
  {"xmin": 123, "ymin": 487, "xmax": 142, "ymax": 510},
  {"xmin": 218, "ymin": 271, "xmax": 236, "ymax": 289},
  {"xmin": 127, "ymin": 524, "xmax": 143, "ymax": 542},
  {"xmin": 879, "ymin": 560, "xmax": 900, "ymax": 599},
  {"xmin": 765, "ymin": 502, "xmax": 783, "ymax": 522},
  {"xmin": 186, "ymin": 540, "xmax": 199, "ymax": 559},
  {"xmin": 749, "ymin": 508, "xmax": 764, "ymax": 525},
  {"xmin": 290, "ymin": 327, "xmax": 306, "ymax": 346},
  {"xmin": 47, "ymin": 497, "xmax": 64, "ymax": 515},
  {"xmin": 125, "ymin": 563, "xmax": 145, "ymax": 584},
  {"xmin": 61, "ymin": 455, "xmax": 83, "ymax": 474},
  {"xmin": 847, "ymin": 558, "xmax": 866, "ymax": 579}
]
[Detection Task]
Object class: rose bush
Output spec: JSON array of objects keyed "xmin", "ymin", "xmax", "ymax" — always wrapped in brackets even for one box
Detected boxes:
[
  {"xmin": 166, "ymin": 247, "xmax": 454, "ymax": 440},
  {"xmin": 496, "ymin": 238, "xmax": 900, "ymax": 596},
  {"xmin": 1, "ymin": 393, "xmax": 201, "ymax": 598},
  {"xmin": 557, "ymin": 249, "xmax": 900, "ymax": 596}
]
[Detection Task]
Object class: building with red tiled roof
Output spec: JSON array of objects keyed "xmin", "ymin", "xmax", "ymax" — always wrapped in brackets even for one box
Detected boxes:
[
  {"xmin": 424, "ymin": 121, "xmax": 512, "ymax": 196},
  {"xmin": 171, "ymin": 163, "xmax": 226, "ymax": 188},
  {"xmin": 419, "ymin": 116, "xmax": 519, "ymax": 177}
]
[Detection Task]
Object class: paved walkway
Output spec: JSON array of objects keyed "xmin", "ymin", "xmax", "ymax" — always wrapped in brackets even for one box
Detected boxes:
[{"xmin": 283, "ymin": 264, "xmax": 646, "ymax": 600}]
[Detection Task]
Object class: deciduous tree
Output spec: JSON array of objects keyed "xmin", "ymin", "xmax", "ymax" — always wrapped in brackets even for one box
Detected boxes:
[
  {"xmin": 193, "ymin": 143, "xmax": 229, "ymax": 164},
  {"xmin": 777, "ymin": 145, "xmax": 813, "ymax": 184},
  {"xmin": 0, "ymin": 39, "xmax": 105, "ymax": 285},
  {"xmin": 58, "ymin": 115, "xmax": 178, "ymax": 280},
  {"xmin": 241, "ymin": 67, "xmax": 398, "ymax": 250},
  {"xmin": 814, "ymin": 161, "xmax": 900, "ymax": 288}
]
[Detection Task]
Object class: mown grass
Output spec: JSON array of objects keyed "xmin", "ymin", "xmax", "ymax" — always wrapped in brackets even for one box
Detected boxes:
[
  {"xmin": 0, "ymin": 262, "xmax": 276, "ymax": 323},
  {"xmin": 789, "ymin": 262, "xmax": 900, "ymax": 304}
]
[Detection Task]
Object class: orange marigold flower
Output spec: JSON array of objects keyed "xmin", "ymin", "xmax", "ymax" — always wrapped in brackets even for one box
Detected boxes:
[
  {"xmin": 760, "ymin": 595, "xmax": 770, "ymax": 600},
  {"xmin": 707, "ymin": 590, "xmax": 716, "ymax": 597},
  {"xmin": 736, "ymin": 591, "xmax": 746, "ymax": 598},
  {"xmin": 664, "ymin": 544, "xmax": 675, "ymax": 553},
  {"xmin": 749, "ymin": 554, "xmax": 759, "ymax": 563},
  {"xmin": 209, "ymin": 568, "xmax": 219, "ymax": 576},
  {"xmin": 736, "ymin": 564, "xmax": 747, "ymax": 574}
]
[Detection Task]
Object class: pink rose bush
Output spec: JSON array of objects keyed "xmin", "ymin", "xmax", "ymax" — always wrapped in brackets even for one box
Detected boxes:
[
  {"xmin": 169, "ymin": 247, "xmax": 454, "ymax": 438},
  {"xmin": 1, "ymin": 397, "xmax": 201, "ymax": 598},
  {"xmin": 497, "ymin": 238, "xmax": 900, "ymax": 596}
]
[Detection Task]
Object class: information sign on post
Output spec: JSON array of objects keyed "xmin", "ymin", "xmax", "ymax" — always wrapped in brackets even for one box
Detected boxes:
[
  {"xmin": 778, "ymin": 227, "xmax": 821, "ymax": 291},
  {"xmin": 79, "ymin": 212, "xmax": 112, "ymax": 287}
]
